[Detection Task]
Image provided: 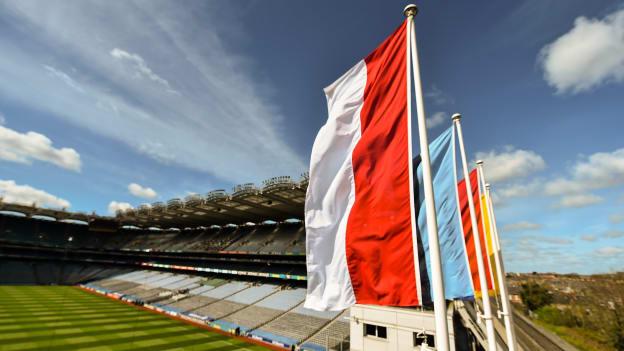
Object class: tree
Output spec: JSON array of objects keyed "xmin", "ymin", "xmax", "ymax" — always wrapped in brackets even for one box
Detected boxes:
[
  {"xmin": 520, "ymin": 282, "xmax": 552, "ymax": 312},
  {"xmin": 610, "ymin": 303, "xmax": 624, "ymax": 351}
]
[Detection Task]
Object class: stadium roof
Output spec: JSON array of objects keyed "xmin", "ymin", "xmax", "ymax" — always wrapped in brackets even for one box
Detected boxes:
[
  {"xmin": 0, "ymin": 174, "xmax": 308, "ymax": 229},
  {"xmin": 117, "ymin": 175, "xmax": 308, "ymax": 227}
]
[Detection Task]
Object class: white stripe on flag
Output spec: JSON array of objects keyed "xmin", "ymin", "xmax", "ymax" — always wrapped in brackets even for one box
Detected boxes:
[{"xmin": 304, "ymin": 60, "xmax": 366, "ymax": 311}]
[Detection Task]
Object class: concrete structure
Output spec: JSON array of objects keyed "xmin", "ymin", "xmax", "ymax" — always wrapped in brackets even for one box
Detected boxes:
[{"xmin": 349, "ymin": 305, "xmax": 454, "ymax": 351}]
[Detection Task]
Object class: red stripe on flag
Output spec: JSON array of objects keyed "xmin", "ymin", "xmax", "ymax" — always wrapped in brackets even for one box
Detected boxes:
[
  {"xmin": 457, "ymin": 169, "xmax": 494, "ymax": 293},
  {"xmin": 345, "ymin": 21, "xmax": 419, "ymax": 306}
]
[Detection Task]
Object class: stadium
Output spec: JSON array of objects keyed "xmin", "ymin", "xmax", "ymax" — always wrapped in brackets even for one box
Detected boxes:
[
  {"xmin": 0, "ymin": 172, "xmax": 572, "ymax": 351},
  {"xmin": 0, "ymin": 175, "xmax": 355, "ymax": 350},
  {"xmin": 1, "ymin": 2, "xmax": 611, "ymax": 351}
]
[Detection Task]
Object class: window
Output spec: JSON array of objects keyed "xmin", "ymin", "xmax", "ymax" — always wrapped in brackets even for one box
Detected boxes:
[
  {"xmin": 413, "ymin": 332, "xmax": 435, "ymax": 347},
  {"xmin": 363, "ymin": 323, "xmax": 387, "ymax": 339}
]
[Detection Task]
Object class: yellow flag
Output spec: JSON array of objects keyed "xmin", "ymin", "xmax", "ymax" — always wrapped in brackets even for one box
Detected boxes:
[{"xmin": 480, "ymin": 195, "xmax": 499, "ymax": 295}]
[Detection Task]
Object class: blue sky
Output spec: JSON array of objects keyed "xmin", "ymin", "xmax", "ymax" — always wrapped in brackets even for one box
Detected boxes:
[{"xmin": 0, "ymin": 0, "xmax": 622, "ymax": 274}]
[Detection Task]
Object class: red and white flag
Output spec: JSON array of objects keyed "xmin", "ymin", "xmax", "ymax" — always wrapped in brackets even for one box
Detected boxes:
[{"xmin": 305, "ymin": 21, "xmax": 421, "ymax": 311}]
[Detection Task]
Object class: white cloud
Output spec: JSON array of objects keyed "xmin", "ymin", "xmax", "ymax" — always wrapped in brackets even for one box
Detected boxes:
[
  {"xmin": 497, "ymin": 181, "xmax": 541, "ymax": 199},
  {"xmin": 43, "ymin": 65, "xmax": 84, "ymax": 93},
  {"xmin": 553, "ymin": 193, "xmax": 603, "ymax": 208},
  {"xmin": 594, "ymin": 246, "xmax": 624, "ymax": 257},
  {"xmin": 0, "ymin": 1, "xmax": 305, "ymax": 184},
  {"xmin": 0, "ymin": 179, "xmax": 70, "ymax": 209},
  {"xmin": 475, "ymin": 146, "xmax": 546, "ymax": 183},
  {"xmin": 490, "ymin": 181, "xmax": 542, "ymax": 207},
  {"xmin": 539, "ymin": 9, "xmax": 624, "ymax": 94},
  {"xmin": 502, "ymin": 221, "xmax": 541, "ymax": 232},
  {"xmin": 128, "ymin": 183, "xmax": 157, "ymax": 199},
  {"xmin": 108, "ymin": 201, "xmax": 132, "ymax": 215},
  {"xmin": 545, "ymin": 148, "xmax": 624, "ymax": 195},
  {"xmin": 0, "ymin": 124, "xmax": 81, "ymax": 171},
  {"xmin": 605, "ymin": 230, "xmax": 624, "ymax": 239},
  {"xmin": 110, "ymin": 48, "xmax": 178, "ymax": 94},
  {"xmin": 425, "ymin": 85, "xmax": 453, "ymax": 106},
  {"xmin": 581, "ymin": 234, "xmax": 597, "ymax": 242},
  {"xmin": 426, "ymin": 111, "xmax": 446, "ymax": 129},
  {"xmin": 542, "ymin": 237, "xmax": 573, "ymax": 245},
  {"xmin": 609, "ymin": 213, "xmax": 624, "ymax": 224}
]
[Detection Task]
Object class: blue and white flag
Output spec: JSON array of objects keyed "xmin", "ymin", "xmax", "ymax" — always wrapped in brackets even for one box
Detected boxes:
[{"xmin": 414, "ymin": 127, "xmax": 474, "ymax": 301}]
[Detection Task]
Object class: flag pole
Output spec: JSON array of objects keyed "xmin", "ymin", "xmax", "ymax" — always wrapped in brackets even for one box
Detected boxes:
[
  {"xmin": 476, "ymin": 165, "xmax": 502, "ymax": 309},
  {"xmin": 404, "ymin": 5, "xmax": 450, "ymax": 350},
  {"xmin": 452, "ymin": 114, "xmax": 497, "ymax": 351},
  {"xmin": 481, "ymin": 176, "xmax": 518, "ymax": 351}
]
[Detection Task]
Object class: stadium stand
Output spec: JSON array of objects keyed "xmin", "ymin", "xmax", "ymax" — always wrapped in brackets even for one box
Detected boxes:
[
  {"xmin": 0, "ymin": 174, "xmax": 357, "ymax": 350},
  {"xmin": 1, "ymin": 214, "xmax": 305, "ymax": 254},
  {"xmin": 252, "ymin": 304, "xmax": 340, "ymax": 346},
  {"xmin": 302, "ymin": 310, "xmax": 351, "ymax": 351},
  {"xmin": 75, "ymin": 270, "xmax": 350, "ymax": 350}
]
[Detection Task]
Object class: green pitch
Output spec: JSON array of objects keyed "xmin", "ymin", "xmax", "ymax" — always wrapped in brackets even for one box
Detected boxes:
[{"xmin": 0, "ymin": 286, "xmax": 270, "ymax": 351}]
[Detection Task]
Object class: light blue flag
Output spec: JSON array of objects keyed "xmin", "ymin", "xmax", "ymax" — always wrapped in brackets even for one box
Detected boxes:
[{"xmin": 416, "ymin": 127, "xmax": 474, "ymax": 300}]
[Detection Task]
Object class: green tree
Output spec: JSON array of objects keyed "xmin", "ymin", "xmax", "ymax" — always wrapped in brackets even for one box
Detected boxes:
[
  {"xmin": 520, "ymin": 282, "xmax": 552, "ymax": 312},
  {"xmin": 612, "ymin": 306, "xmax": 624, "ymax": 351}
]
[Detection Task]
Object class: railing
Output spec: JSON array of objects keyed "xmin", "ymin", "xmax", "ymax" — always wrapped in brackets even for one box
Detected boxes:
[
  {"xmin": 232, "ymin": 183, "xmax": 257, "ymax": 196},
  {"xmin": 206, "ymin": 190, "xmax": 227, "ymax": 202},
  {"xmin": 138, "ymin": 204, "xmax": 151, "ymax": 215},
  {"xmin": 184, "ymin": 194, "xmax": 203, "ymax": 206},
  {"xmin": 167, "ymin": 199, "xmax": 182, "ymax": 210},
  {"xmin": 262, "ymin": 176, "xmax": 293, "ymax": 189},
  {"xmin": 151, "ymin": 202, "xmax": 165, "ymax": 211}
]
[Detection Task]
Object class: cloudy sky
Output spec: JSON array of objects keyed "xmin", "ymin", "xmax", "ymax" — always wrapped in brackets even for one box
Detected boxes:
[{"xmin": 0, "ymin": 0, "xmax": 622, "ymax": 274}]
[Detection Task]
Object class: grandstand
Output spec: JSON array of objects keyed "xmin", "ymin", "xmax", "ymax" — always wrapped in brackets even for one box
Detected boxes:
[
  {"xmin": 1, "ymin": 173, "xmax": 545, "ymax": 351},
  {"xmin": 0, "ymin": 174, "xmax": 352, "ymax": 351}
]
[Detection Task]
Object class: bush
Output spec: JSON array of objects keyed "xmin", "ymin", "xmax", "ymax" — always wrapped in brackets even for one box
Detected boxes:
[
  {"xmin": 536, "ymin": 306, "xmax": 581, "ymax": 328},
  {"xmin": 520, "ymin": 281, "xmax": 552, "ymax": 312},
  {"xmin": 613, "ymin": 308, "xmax": 624, "ymax": 351}
]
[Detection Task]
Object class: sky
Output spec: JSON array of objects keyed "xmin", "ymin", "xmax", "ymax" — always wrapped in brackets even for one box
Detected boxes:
[{"xmin": 0, "ymin": 0, "xmax": 622, "ymax": 274}]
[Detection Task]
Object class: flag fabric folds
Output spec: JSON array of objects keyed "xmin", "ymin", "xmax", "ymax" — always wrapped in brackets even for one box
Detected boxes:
[
  {"xmin": 480, "ymin": 193, "xmax": 500, "ymax": 294},
  {"xmin": 415, "ymin": 127, "xmax": 474, "ymax": 301},
  {"xmin": 305, "ymin": 21, "xmax": 421, "ymax": 311},
  {"xmin": 457, "ymin": 169, "xmax": 495, "ymax": 296}
]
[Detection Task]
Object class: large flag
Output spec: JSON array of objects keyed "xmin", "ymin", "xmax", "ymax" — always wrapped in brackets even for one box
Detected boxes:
[
  {"xmin": 480, "ymin": 193, "xmax": 500, "ymax": 294},
  {"xmin": 415, "ymin": 127, "xmax": 474, "ymax": 301},
  {"xmin": 457, "ymin": 169, "xmax": 495, "ymax": 296},
  {"xmin": 305, "ymin": 21, "xmax": 420, "ymax": 311}
]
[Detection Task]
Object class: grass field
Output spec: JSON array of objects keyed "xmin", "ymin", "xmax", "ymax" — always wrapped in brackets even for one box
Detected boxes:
[{"xmin": 0, "ymin": 286, "xmax": 271, "ymax": 351}]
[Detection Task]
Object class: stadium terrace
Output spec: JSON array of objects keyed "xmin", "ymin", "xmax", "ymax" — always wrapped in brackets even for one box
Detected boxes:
[{"xmin": 0, "ymin": 173, "xmax": 354, "ymax": 350}]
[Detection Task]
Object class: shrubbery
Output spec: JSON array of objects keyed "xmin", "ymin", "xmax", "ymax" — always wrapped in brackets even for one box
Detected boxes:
[
  {"xmin": 536, "ymin": 306, "xmax": 581, "ymax": 328},
  {"xmin": 520, "ymin": 281, "xmax": 552, "ymax": 311}
]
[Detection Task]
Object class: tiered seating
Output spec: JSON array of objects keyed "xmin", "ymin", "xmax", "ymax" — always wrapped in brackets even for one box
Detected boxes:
[
  {"xmin": 96, "ymin": 270, "xmax": 151, "ymax": 289},
  {"xmin": 302, "ymin": 310, "xmax": 350, "ymax": 351},
  {"xmin": 194, "ymin": 284, "xmax": 278, "ymax": 320},
  {"xmin": 163, "ymin": 229, "xmax": 205, "ymax": 251},
  {"xmin": 134, "ymin": 274, "xmax": 189, "ymax": 302},
  {"xmin": 259, "ymin": 223, "xmax": 302, "ymax": 254},
  {"xmin": 81, "ymin": 271, "xmax": 352, "ymax": 350},
  {"xmin": 1, "ymin": 214, "xmax": 308, "ymax": 255},
  {"xmin": 226, "ymin": 288, "xmax": 306, "ymax": 332},
  {"xmin": 119, "ymin": 272, "xmax": 173, "ymax": 296},
  {"xmin": 152, "ymin": 276, "xmax": 202, "ymax": 305},
  {"xmin": 253, "ymin": 305, "xmax": 339, "ymax": 345},
  {"xmin": 165, "ymin": 277, "xmax": 227, "ymax": 311},
  {"xmin": 224, "ymin": 225, "xmax": 277, "ymax": 252},
  {"xmin": 190, "ymin": 281, "xmax": 250, "ymax": 317},
  {"xmin": 1, "ymin": 216, "xmax": 38, "ymax": 243}
]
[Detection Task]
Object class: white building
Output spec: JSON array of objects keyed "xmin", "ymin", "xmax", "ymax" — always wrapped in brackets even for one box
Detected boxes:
[{"xmin": 349, "ymin": 304, "xmax": 456, "ymax": 351}]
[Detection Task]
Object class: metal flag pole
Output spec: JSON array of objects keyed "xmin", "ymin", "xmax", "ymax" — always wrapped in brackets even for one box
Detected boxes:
[
  {"xmin": 476, "ymin": 164, "xmax": 502, "ymax": 309},
  {"xmin": 404, "ymin": 5, "xmax": 450, "ymax": 350},
  {"xmin": 452, "ymin": 114, "xmax": 497, "ymax": 351},
  {"xmin": 482, "ymin": 177, "xmax": 518, "ymax": 351}
]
